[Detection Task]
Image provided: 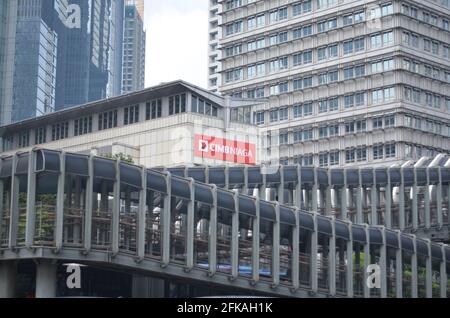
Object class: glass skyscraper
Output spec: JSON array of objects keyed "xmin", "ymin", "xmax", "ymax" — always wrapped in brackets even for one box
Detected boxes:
[{"xmin": 0, "ymin": 0, "xmax": 125, "ymax": 125}]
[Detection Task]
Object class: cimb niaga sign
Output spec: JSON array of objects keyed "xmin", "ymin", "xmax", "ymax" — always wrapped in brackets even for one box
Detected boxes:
[{"xmin": 194, "ymin": 134, "xmax": 256, "ymax": 165}]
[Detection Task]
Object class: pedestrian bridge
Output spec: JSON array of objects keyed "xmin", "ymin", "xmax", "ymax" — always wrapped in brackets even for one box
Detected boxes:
[{"xmin": 0, "ymin": 149, "xmax": 449, "ymax": 298}]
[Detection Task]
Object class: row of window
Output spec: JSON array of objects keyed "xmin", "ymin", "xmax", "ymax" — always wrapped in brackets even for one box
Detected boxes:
[
  {"xmin": 401, "ymin": 3, "xmax": 450, "ymax": 30},
  {"xmin": 192, "ymin": 95, "xmax": 219, "ymax": 117},
  {"xmin": 402, "ymin": 31, "xmax": 450, "ymax": 60}
]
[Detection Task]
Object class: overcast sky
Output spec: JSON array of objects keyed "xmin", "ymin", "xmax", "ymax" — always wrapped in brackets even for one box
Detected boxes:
[{"xmin": 144, "ymin": 0, "xmax": 209, "ymax": 89}]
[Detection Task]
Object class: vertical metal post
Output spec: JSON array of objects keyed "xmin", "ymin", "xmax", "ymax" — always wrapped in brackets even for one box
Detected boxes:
[
  {"xmin": 329, "ymin": 217, "xmax": 336, "ymax": 296},
  {"xmin": 363, "ymin": 225, "xmax": 370, "ymax": 298},
  {"xmin": 161, "ymin": 172, "xmax": 172, "ymax": 267},
  {"xmin": 25, "ymin": 151, "xmax": 36, "ymax": 248},
  {"xmin": 440, "ymin": 244, "xmax": 447, "ymax": 298},
  {"xmin": 380, "ymin": 227, "xmax": 387, "ymax": 298},
  {"xmin": 137, "ymin": 167, "xmax": 147, "ymax": 261},
  {"xmin": 111, "ymin": 159, "xmax": 121, "ymax": 256},
  {"xmin": 356, "ymin": 171, "xmax": 363, "ymax": 224},
  {"xmin": 436, "ymin": 167, "xmax": 443, "ymax": 228},
  {"xmin": 371, "ymin": 169, "xmax": 377, "ymax": 226},
  {"xmin": 208, "ymin": 185, "xmax": 217, "ymax": 277},
  {"xmin": 396, "ymin": 231, "xmax": 403, "ymax": 298},
  {"xmin": 292, "ymin": 208, "xmax": 300, "ymax": 291},
  {"xmin": 346, "ymin": 221, "xmax": 353, "ymax": 298},
  {"xmin": 424, "ymin": 168, "xmax": 431, "ymax": 229},
  {"xmin": 186, "ymin": 178, "xmax": 195, "ymax": 271},
  {"xmin": 252, "ymin": 197, "xmax": 260, "ymax": 284},
  {"xmin": 272, "ymin": 203, "xmax": 280, "ymax": 288},
  {"xmin": 385, "ymin": 168, "xmax": 392, "ymax": 229},
  {"xmin": 0, "ymin": 160, "xmax": 3, "ymax": 243},
  {"xmin": 425, "ymin": 239, "xmax": 432, "ymax": 298},
  {"xmin": 312, "ymin": 168, "xmax": 318, "ymax": 212},
  {"xmin": 412, "ymin": 167, "xmax": 418, "ymax": 230},
  {"xmin": 341, "ymin": 169, "xmax": 348, "ymax": 220},
  {"xmin": 9, "ymin": 154, "xmax": 19, "ymax": 248},
  {"xmin": 411, "ymin": 235, "xmax": 418, "ymax": 298},
  {"xmin": 399, "ymin": 168, "xmax": 405, "ymax": 231},
  {"xmin": 259, "ymin": 166, "xmax": 266, "ymax": 201},
  {"xmin": 83, "ymin": 155, "xmax": 94, "ymax": 253},
  {"xmin": 277, "ymin": 165, "xmax": 284, "ymax": 204},
  {"xmin": 311, "ymin": 213, "xmax": 318, "ymax": 294},
  {"xmin": 294, "ymin": 166, "xmax": 302, "ymax": 210},
  {"xmin": 230, "ymin": 191, "xmax": 239, "ymax": 280},
  {"xmin": 55, "ymin": 151, "xmax": 66, "ymax": 251}
]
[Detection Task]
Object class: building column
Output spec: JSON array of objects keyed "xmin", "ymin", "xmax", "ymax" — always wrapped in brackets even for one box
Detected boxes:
[
  {"xmin": 385, "ymin": 169, "xmax": 392, "ymax": 228},
  {"xmin": 0, "ymin": 261, "xmax": 16, "ymax": 298},
  {"xmin": 395, "ymin": 231, "xmax": 403, "ymax": 298},
  {"xmin": 35, "ymin": 260, "xmax": 57, "ymax": 298}
]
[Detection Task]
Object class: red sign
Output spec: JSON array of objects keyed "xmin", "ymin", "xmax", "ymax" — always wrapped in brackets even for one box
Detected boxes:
[{"xmin": 194, "ymin": 134, "xmax": 256, "ymax": 165}]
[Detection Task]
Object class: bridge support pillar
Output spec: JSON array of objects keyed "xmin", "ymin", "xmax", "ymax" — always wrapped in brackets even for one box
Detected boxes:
[
  {"xmin": 0, "ymin": 261, "xmax": 16, "ymax": 298},
  {"xmin": 35, "ymin": 260, "xmax": 57, "ymax": 298}
]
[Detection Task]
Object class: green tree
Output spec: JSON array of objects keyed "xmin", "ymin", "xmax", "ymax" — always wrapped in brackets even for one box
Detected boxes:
[{"xmin": 101, "ymin": 153, "xmax": 134, "ymax": 164}]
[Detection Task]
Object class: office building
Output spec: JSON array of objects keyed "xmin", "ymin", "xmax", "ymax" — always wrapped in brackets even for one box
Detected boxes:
[
  {"xmin": 216, "ymin": 0, "xmax": 450, "ymax": 167},
  {"xmin": 208, "ymin": 0, "xmax": 222, "ymax": 92},
  {"xmin": 122, "ymin": 2, "xmax": 146, "ymax": 93}
]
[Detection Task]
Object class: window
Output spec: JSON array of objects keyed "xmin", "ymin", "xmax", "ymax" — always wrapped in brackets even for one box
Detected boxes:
[
  {"xmin": 303, "ymin": 51, "xmax": 312, "ymax": 64},
  {"xmin": 293, "ymin": 27, "xmax": 302, "ymax": 40},
  {"xmin": 124, "ymin": 105, "xmax": 140, "ymax": 125},
  {"xmin": 432, "ymin": 42, "xmax": 439, "ymax": 55},
  {"xmin": 293, "ymin": 3, "xmax": 302, "ymax": 16},
  {"xmin": 303, "ymin": 129, "xmax": 313, "ymax": 141},
  {"xmin": 319, "ymin": 100, "xmax": 328, "ymax": 113},
  {"xmin": 371, "ymin": 34, "xmax": 382, "ymax": 48},
  {"xmin": 373, "ymin": 117, "xmax": 383, "ymax": 129},
  {"xmin": 355, "ymin": 65, "xmax": 365, "ymax": 77},
  {"xmin": 19, "ymin": 130, "xmax": 30, "ymax": 148},
  {"xmin": 329, "ymin": 124, "xmax": 339, "ymax": 137},
  {"xmin": 355, "ymin": 92, "xmax": 365, "ymax": 106},
  {"xmin": 247, "ymin": 16, "xmax": 256, "ymax": 30},
  {"xmin": 381, "ymin": 3, "xmax": 393, "ymax": 16},
  {"xmin": 169, "ymin": 94, "xmax": 187, "ymax": 115},
  {"xmin": 225, "ymin": 20, "xmax": 243, "ymax": 36},
  {"xmin": 424, "ymin": 39, "xmax": 431, "ymax": 52},
  {"xmin": 329, "ymin": 97, "xmax": 339, "ymax": 111},
  {"xmin": 319, "ymin": 153, "xmax": 328, "ymax": 167},
  {"xmin": 279, "ymin": 108, "xmax": 288, "ymax": 121},
  {"xmin": 373, "ymin": 144, "xmax": 384, "ymax": 159},
  {"xmin": 356, "ymin": 120, "xmax": 366, "ymax": 132},
  {"xmin": 293, "ymin": 130, "xmax": 302, "ymax": 143},
  {"xmin": 293, "ymin": 105, "xmax": 302, "ymax": 118},
  {"xmin": 384, "ymin": 87, "xmax": 395, "ymax": 101},
  {"xmin": 383, "ymin": 31, "xmax": 393, "ymax": 45},
  {"xmin": 303, "ymin": 25, "xmax": 312, "ymax": 37},
  {"xmin": 371, "ymin": 61, "xmax": 383, "ymax": 73},
  {"xmin": 372, "ymin": 89, "xmax": 383, "ymax": 104},
  {"xmin": 293, "ymin": 53, "xmax": 302, "ymax": 66},
  {"xmin": 293, "ymin": 78, "xmax": 302, "ymax": 90},
  {"xmin": 225, "ymin": 68, "xmax": 243, "ymax": 82},
  {"xmin": 344, "ymin": 67, "xmax": 354, "ymax": 79},
  {"xmin": 356, "ymin": 147, "xmax": 367, "ymax": 162},
  {"xmin": 270, "ymin": 7, "xmax": 288, "ymax": 23},
  {"xmin": 99, "ymin": 110, "xmax": 118, "ymax": 130},
  {"xmin": 51, "ymin": 122, "xmax": 69, "ymax": 141},
  {"xmin": 343, "ymin": 40, "xmax": 353, "ymax": 55},
  {"xmin": 279, "ymin": 132, "xmax": 289, "ymax": 145},
  {"xmin": 303, "ymin": 102, "xmax": 313, "ymax": 116},
  {"xmin": 345, "ymin": 149, "xmax": 355, "ymax": 163},
  {"xmin": 385, "ymin": 143, "xmax": 396, "ymax": 158},
  {"xmin": 343, "ymin": 14, "xmax": 353, "ymax": 26},
  {"xmin": 255, "ymin": 112, "xmax": 265, "ymax": 125},
  {"xmin": 145, "ymin": 99, "xmax": 162, "ymax": 120},
  {"xmin": 303, "ymin": 0, "xmax": 312, "ymax": 13},
  {"xmin": 35, "ymin": 127, "xmax": 47, "ymax": 145},
  {"xmin": 354, "ymin": 37, "xmax": 365, "ymax": 52},
  {"xmin": 330, "ymin": 151, "xmax": 339, "ymax": 165},
  {"xmin": 270, "ymin": 109, "xmax": 279, "ymax": 122},
  {"xmin": 344, "ymin": 94, "xmax": 354, "ymax": 108},
  {"xmin": 345, "ymin": 122, "xmax": 355, "ymax": 134},
  {"xmin": 74, "ymin": 116, "xmax": 93, "ymax": 136},
  {"xmin": 256, "ymin": 14, "xmax": 265, "ymax": 27},
  {"xmin": 319, "ymin": 126, "xmax": 328, "ymax": 139},
  {"xmin": 385, "ymin": 114, "xmax": 395, "ymax": 127},
  {"xmin": 303, "ymin": 76, "xmax": 313, "ymax": 88}
]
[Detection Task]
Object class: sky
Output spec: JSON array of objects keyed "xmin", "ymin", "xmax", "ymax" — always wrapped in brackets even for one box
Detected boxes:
[{"xmin": 144, "ymin": 0, "xmax": 209, "ymax": 89}]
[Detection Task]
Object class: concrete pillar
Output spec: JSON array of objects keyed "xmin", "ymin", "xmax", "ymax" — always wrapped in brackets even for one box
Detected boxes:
[
  {"xmin": 0, "ymin": 261, "xmax": 16, "ymax": 298},
  {"xmin": 35, "ymin": 260, "xmax": 57, "ymax": 298}
]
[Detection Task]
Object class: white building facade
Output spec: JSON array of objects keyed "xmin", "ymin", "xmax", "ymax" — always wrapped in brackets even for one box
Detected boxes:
[
  {"xmin": 208, "ymin": 0, "xmax": 222, "ymax": 92},
  {"xmin": 217, "ymin": 0, "xmax": 450, "ymax": 167}
]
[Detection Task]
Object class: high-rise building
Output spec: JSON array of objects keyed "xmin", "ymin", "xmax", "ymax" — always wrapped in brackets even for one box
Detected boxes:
[
  {"xmin": 58, "ymin": 0, "xmax": 124, "ymax": 109},
  {"xmin": 207, "ymin": 0, "xmax": 221, "ymax": 92},
  {"xmin": 216, "ymin": 0, "xmax": 450, "ymax": 167},
  {"xmin": 0, "ymin": 0, "xmax": 125, "ymax": 125},
  {"xmin": 121, "ymin": 2, "xmax": 146, "ymax": 93}
]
